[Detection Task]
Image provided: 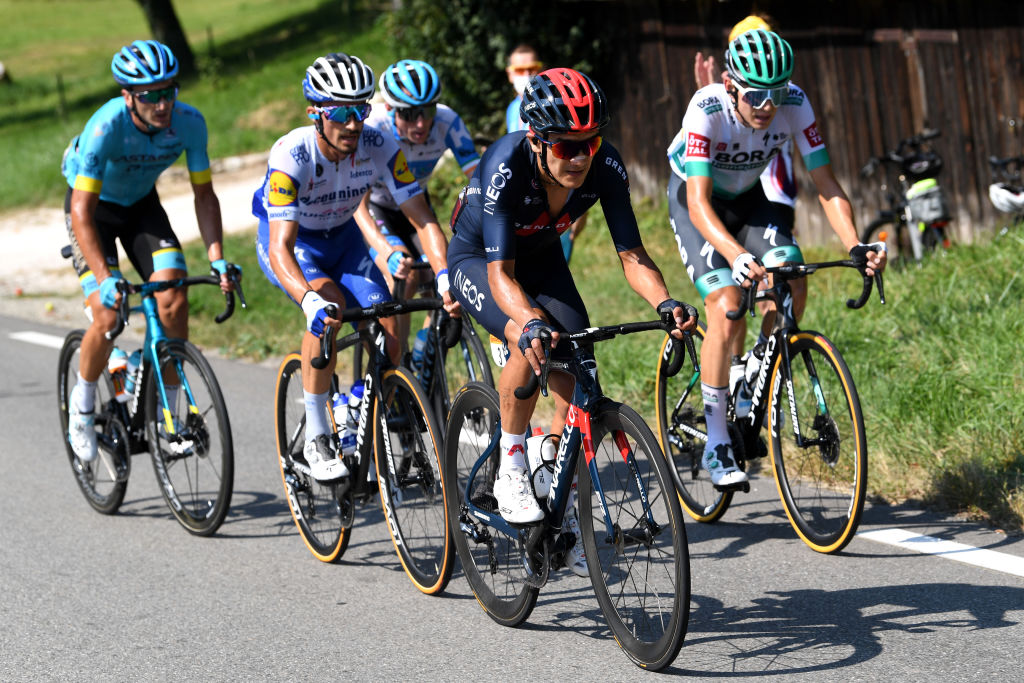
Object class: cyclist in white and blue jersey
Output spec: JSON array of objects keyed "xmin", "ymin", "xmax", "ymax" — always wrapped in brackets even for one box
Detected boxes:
[
  {"xmin": 254, "ymin": 53, "xmax": 459, "ymax": 483},
  {"xmin": 667, "ymin": 29, "xmax": 885, "ymax": 487},
  {"xmin": 62, "ymin": 40, "xmax": 234, "ymax": 465}
]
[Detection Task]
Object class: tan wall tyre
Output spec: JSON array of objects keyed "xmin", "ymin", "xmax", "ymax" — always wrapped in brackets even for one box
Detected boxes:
[
  {"xmin": 274, "ymin": 352, "xmax": 349, "ymax": 561},
  {"xmin": 374, "ymin": 366, "xmax": 453, "ymax": 595},
  {"xmin": 767, "ymin": 331, "xmax": 868, "ymax": 554},
  {"xmin": 443, "ymin": 382, "xmax": 539, "ymax": 626},
  {"xmin": 655, "ymin": 325, "xmax": 733, "ymax": 523}
]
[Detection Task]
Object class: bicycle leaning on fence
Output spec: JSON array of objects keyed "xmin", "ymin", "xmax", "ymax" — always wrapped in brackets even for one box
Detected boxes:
[
  {"xmin": 273, "ymin": 276, "xmax": 453, "ymax": 594},
  {"xmin": 444, "ymin": 313, "xmax": 696, "ymax": 671},
  {"xmin": 655, "ymin": 255, "xmax": 885, "ymax": 554},
  {"xmin": 859, "ymin": 128, "xmax": 951, "ymax": 264},
  {"xmin": 56, "ymin": 254, "xmax": 245, "ymax": 536}
]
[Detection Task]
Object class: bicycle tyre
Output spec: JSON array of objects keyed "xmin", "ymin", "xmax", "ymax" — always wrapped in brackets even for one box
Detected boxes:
[
  {"xmin": 654, "ymin": 326, "xmax": 733, "ymax": 523},
  {"xmin": 578, "ymin": 400, "xmax": 690, "ymax": 671},
  {"xmin": 374, "ymin": 366, "xmax": 454, "ymax": 594},
  {"xmin": 444, "ymin": 382, "xmax": 539, "ymax": 626},
  {"xmin": 435, "ymin": 317, "xmax": 494, "ymax": 424},
  {"xmin": 145, "ymin": 339, "xmax": 233, "ymax": 536},
  {"xmin": 274, "ymin": 351, "xmax": 350, "ymax": 562},
  {"xmin": 57, "ymin": 330, "xmax": 130, "ymax": 514},
  {"xmin": 767, "ymin": 331, "xmax": 867, "ymax": 553}
]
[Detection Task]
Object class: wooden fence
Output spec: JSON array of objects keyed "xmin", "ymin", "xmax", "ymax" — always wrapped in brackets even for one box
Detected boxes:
[{"xmin": 596, "ymin": 0, "xmax": 1024, "ymax": 245}]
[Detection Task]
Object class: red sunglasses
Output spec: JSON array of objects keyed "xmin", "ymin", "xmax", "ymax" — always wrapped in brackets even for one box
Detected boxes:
[{"xmin": 534, "ymin": 134, "xmax": 602, "ymax": 160}]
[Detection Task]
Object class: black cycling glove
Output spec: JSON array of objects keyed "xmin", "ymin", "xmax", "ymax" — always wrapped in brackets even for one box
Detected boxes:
[{"xmin": 517, "ymin": 318, "xmax": 553, "ymax": 356}]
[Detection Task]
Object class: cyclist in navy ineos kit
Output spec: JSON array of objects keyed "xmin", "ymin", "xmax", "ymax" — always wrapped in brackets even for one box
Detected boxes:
[{"xmin": 447, "ymin": 68, "xmax": 696, "ymax": 575}]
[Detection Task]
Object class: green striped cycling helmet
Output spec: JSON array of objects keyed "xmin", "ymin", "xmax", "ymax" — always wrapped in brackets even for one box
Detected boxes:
[{"xmin": 725, "ymin": 29, "xmax": 793, "ymax": 88}]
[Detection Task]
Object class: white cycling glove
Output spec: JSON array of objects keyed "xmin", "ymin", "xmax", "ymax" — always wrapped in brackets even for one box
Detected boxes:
[
  {"xmin": 300, "ymin": 290, "xmax": 336, "ymax": 337},
  {"xmin": 730, "ymin": 253, "xmax": 760, "ymax": 287}
]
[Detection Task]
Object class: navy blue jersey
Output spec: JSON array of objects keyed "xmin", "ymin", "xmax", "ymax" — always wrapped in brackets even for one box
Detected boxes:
[{"xmin": 447, "ymin": 131, "xmax": 642, "ymax": 263}]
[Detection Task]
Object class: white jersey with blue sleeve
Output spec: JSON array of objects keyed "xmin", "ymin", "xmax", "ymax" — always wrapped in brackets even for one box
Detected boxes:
[
  {"xmin": 365, "ymin": 103, "xmax": 479, "ymax": 210},
  {"xmin": 252, "ymin": 124, "xmax": 422, "ymax": 233}
]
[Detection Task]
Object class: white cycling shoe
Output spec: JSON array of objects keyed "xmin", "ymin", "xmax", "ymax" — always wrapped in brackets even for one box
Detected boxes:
[
  {"xmin": 563, "ymin": 501, "xmax": 588, "ymax": 577},
  {"xmin": 493, "ymin": 469, "xmax": 544, "ymax": 524},
  {"xmin": 304, "ymin": 434, "xmax": 350, "ymax": 482},
  {"xmin": 702, "ymin": 443, "xmax": 748, "ymax": 487},
  {"xmin": 68, "ymin": 401, "xmax": 98, "ymax": 463}
]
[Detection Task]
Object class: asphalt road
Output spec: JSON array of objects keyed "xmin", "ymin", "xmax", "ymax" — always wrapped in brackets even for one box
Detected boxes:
[{"xmin": 2, "ymin": 312, "xmax": 1022, "ymax": 681}]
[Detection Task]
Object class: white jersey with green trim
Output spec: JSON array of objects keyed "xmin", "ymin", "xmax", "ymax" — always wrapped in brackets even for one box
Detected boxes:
[{"xmin": 667, "ymin": 82, "xmax": 829, "ymax": 199}]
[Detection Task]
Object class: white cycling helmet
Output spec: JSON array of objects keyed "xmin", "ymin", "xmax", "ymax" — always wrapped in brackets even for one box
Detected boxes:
[
  {"xmin": 303, "ymin": 53, "xmax": 375, "ymax": 103},
  {"xmin": 988, "ymin": 183, "xmax": 1024, "ymax": 213}
]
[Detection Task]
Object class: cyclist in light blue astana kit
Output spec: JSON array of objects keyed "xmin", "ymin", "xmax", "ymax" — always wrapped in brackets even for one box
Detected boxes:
[
  {"xmin": 62, "ymin": 40, "xmax": 234, "ymax": 465},
  {"xmin": 254, "ymin": 53, "xmax": 460, "ymax": 483},
  {"xmin": 667, "ymin": 29, "xmax": 886, "ymax": 487}
]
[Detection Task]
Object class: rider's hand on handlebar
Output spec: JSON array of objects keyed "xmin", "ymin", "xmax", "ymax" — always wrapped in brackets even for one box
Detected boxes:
[
  {"xmin": 386, "ymin": 250, "xmax": 413, "ymax": 279},
  {"xmin": 441, "ymin": 289, "xmax": 462, "ymax": 318},
  {"xmin": 849, "ymin": 242, "xmax": 887, "ymax": 277},
  {"xmin": 518, "ymin": 318, "xmax": 556, "ymax": 376},
  {"xmin": 301, "ymin": 290, "xmax": 340, "ymax": 337},
  {"xmin": 730, "ymin": 252, "xmax": 766, "ymax": 288},
  {"xmin": 210, "ymin": 259, "xmax": 238, "ymax": 293},
  {"xmin": 656, "ymin": 298, "xmax": 698, "ymax": 338},
  {"xmin": 98, "ymin": 276, "xmax": 125, "ymax": 310}
]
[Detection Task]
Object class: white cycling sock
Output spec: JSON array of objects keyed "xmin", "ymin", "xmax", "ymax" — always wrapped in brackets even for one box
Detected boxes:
[
  {"xmin": 304, "ymin": 390, "xmax": 331, "ymax": 442},
  {"xmin": 75, "ymin": 373, "xmax": 96, "ymax": 413},
  {"xmin": 498, "ymin": 429, "xmax": 528, "ymax": 476},
  {"xmin": 702, "ymin": 383, "xmax": 730, "ymax": 450}
]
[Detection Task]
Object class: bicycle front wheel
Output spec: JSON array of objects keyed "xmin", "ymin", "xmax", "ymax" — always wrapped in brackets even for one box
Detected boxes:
[
  {"xmin": 655, "ymin": 327, "xmax": 733, "ymax": 523},
  {"xmin": 374, "ymin": 366, "xmax": 454, "ymax": 594},
  {"xmin": 146, "ymin": 339, "xmax": 233, "ymax": 536},
  {"xmin": 274, "ymin": 352, "xmax": 350, "ymax": 562},
  {"xmin": 579, "ymin": 401, "xmax": 690, "ymax": 671},
  {"xmin": 57, "ymin": 330, "xmax": 130, "ymax": 514},
  {"xmin": 444, "ymin": 382, "xmax": 539, "ymax": 626},
  {"xmin": 768, "ymin": 331, "xmax": 867, "ymax": 553}
]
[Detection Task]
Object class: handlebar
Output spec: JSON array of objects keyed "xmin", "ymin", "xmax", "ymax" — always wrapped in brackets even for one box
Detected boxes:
[
  {"xmin": 513, "ymin": 316, "xmax": 700, "ymax": 400},
  {"xmin": 726, "ymin": 257, "xmax": 885, "ymax": 321}
]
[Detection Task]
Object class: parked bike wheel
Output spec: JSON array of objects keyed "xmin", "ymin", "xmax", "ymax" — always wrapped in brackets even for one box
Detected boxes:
[
  {"xmin": 375, "ymin": 366, "xmax": 454, "ymax": 594},
  {"xmin": 145, "ymin": 339, "xmax": 233, "ymax": 536},
  {"xmin": 655, "ymin": 327, "xmax": 733, "ymax": 523},
  {"xmin": 578, "ymin": 400, "xmax": 690, "ymax": 671},
  {"xmin": 444, "ymin": 382, "xmax": 539, "ymax": 626},
  {"xmin": 274, "ymin": 351, "xmax": 350, "ymax": 561},
  {"xmin": 57, "ymin": 330, "xmax": 130, "ymax": 514},
  {"xmin": 767, "ymin": 331, "xmax": 867, "ymax": 553}
]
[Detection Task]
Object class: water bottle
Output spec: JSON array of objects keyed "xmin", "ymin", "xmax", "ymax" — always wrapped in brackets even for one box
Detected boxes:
[
  {"xmin": 745, "ymin": 343, "xmax": 765, "ymax": 387},
  {"xmin": 730, "ymin": 355, "xmax": 752, "ymax": 418},
  {"xmin": 411, "ymin": 328, "xmax": 429, "ymax": 369},
  {"xmin": 347, "ymin": 381, "xmax": 364, "ymax": 432},
  {"xmin": 526, "ymin": 434, "xmax": 557, "ymax": 500},
  {"xmin": 108, "ymin": 347, "xmax": 130, "ymax": 403},
  {"xmin": 124, "ymin": 350, "xmax": 142, "ymax": 396},
  {"xmin": 331, "ymin": 392, "xmax": 348, "ymax": 429}
]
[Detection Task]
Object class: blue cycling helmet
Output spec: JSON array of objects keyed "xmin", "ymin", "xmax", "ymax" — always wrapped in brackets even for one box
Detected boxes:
[
  {"xmin": 303, "ymin": 53, "xmax": 375, "ymax": 103},
  {"xmin": 111, "ymin": 40, "xmax": 179, "ymax": 86},
  {"xmin": 379, "ymin": 59, "xmax": 441, "ymax": 108}
]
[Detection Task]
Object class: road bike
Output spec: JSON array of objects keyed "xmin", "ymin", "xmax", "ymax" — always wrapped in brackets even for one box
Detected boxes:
[
  {"xmin": 860, "ymin": 128, "xmax": 951, "ymax": 264},
  {"xmin": 444, "ymin": 316, "xmax": 696, "ymax": 670},
  {"xmin": 655, "ymin": 258, "xmax": 884, "ymax": 554},
  {"xmin": 57, "ymin": 262, "xmax": 244, "ymax": 536},
  {"xmin": 273, "ymin": 278, "xmax": 453, "ymax": 594}
]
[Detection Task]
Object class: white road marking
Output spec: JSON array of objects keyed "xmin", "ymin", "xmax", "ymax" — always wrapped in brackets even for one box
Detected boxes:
[
  {"xmin": 9, "ymin": 331, "xmax": 65, "ymax": 349},
  {"xmin": 859, "ymin": 527, "xmax": 1024, "ymax": 578}
]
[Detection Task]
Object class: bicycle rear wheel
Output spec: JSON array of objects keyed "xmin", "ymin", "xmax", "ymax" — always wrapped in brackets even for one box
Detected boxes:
[
  {"xmin": 436, "ymin": 317, "xmax": 494, "ymax": 423},
  {"xmin": 57, "ymin": 330, "xmax": 130, "ymax": 514},
  {"xmin": 274, "ymin": 352, "xmax": 350, "ymax": 562},
  {"xmin": 654, "ymin": 327, "xmax": 733, "ymax": 523},
  {"xmin": 444, "ymin": 382, "xmax": 538, "ymax": 626},
  {"xmin": 578, "ymin": 400, "xmax": 690, "ymax": 671},
  {"xmin": 374, "ymin": 366, "xmax": 454, "ymax": 594},
  {"xmin": 146, "ymin": 339, "xmax": 233, "ymax": 536},
  {"xmin": 768, "ymin": 331, "xmax": 867, "ymax": 553}
]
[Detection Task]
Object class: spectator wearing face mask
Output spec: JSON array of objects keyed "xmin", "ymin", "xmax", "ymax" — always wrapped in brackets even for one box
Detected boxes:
[{"xmin": 505, "ymin": 44, "xmax": 543, "ymax": 134}]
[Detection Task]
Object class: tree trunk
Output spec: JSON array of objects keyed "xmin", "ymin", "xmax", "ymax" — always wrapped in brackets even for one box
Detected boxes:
[{"xmin": 134, "ymin": 0, "xmax": 197, "ymax": 79}]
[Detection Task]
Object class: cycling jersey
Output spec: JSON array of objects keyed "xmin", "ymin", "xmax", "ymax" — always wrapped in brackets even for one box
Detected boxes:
[
  {"xmin": 251, "ymin": 124, "xmax": 421, "ymax": 233},
  {"xmin": 62, "ymin": 97, "xmax": 212, "ymax": 206},
  {"xmin": 365, "ymin": 103, "xmax": 479, "ymax": 210},
  {"xmin": 667, "ymin": 82, "xmax": 828, "ymax": 199},
  {"xmin": 447, "ymin": 131, "xmax": 642, "ymax": 264}
]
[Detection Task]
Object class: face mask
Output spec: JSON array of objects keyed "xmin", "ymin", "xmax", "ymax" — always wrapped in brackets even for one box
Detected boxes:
[{"xmin": 512, "ymin": 75, "xmax": 531, "ymax": 96}]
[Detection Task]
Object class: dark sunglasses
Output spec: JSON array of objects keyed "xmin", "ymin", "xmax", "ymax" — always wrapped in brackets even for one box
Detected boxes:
[
  {"xmin": 132, "ymin": 84, "xmax": 179, "ymax": 104},
  {"xmin": 395, "ymin": 104, "xmax": 436, "ymax": 122},
  {"xmin": 317, "ymin": 103, "xmax": 373, "ymax": 123},
  {"xmin": 535, "ymin": 134, "xmax": 602, "ymax": 160}
]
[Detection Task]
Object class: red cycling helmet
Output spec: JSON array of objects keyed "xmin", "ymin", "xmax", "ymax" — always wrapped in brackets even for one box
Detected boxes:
[{"xmin": 520, "ymin": 67, "xmax": 609, "ymax": 135}]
